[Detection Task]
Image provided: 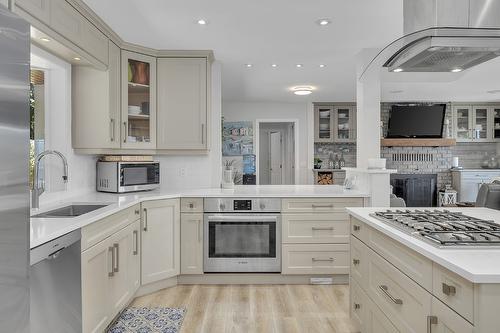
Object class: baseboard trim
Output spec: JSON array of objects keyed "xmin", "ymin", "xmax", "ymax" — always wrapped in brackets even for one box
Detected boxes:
[
  {"xmin": 177, "ymin": 274, "xmax": 349, "ymax": 285},
  {"xmin": 135, "ymin": 276, "xmax": 178, "ymax": 297}
]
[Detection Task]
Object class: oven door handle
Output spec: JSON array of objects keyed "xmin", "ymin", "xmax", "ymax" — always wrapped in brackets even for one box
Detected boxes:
[{"xmin": 206, "ymin": 215, "xmax": 278, "ymax": 222}]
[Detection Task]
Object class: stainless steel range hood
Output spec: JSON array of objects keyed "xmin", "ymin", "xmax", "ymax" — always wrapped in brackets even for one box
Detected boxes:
[{"xmin": 383, "ymin": 0, "xmax": 500, "ymax": 73}]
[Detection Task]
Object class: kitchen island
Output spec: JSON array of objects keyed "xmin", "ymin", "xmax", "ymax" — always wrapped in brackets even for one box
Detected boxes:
[{"xmin": 347, "ymin": 207, "xmax": 500, "ymax": 333}]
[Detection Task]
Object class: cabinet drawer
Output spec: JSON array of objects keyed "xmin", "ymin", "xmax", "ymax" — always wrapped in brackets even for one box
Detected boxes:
[
  {"xmin": 281, "ymin": 244, "xmax": 349, "ymax": 275},
  {"xmin": 350, "ymin": 217, "xmax": 369, "ymax": 243},
  {"xmin": 367, "ymin": 226, "xmax": 433, "ymax": 291},
  {"xmin": 282, "ymin": 213, "xmax": 349, "ymax": 244},
  {"xmin": 367, "ymin": 246, "xmax": 431, "ymax": 333},
  {"xmin": 350, "ymin": 235, "xmax": 368, "ymax": 288},
  {"xmin": 432, "ymin": 263, "xmax": 474, "ymax": 323},
  {"xmin": 81, "ymin": 204, "xmax": 140, "ymax": 251},
  {"xmin": 281, "ymin": 198, "xmax": 363, "ymax": 213},
  {"xmin": 351, "ymin": 277, "xmax": 401, "ymax": 333},
  {"xmin": 180, "ymin": 197, "xmax": 203, "ymax": 213}
]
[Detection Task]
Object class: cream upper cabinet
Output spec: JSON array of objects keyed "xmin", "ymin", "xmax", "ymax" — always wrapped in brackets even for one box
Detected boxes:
[
  {"xmin": 180, "ymin": 213, "xmax": 203, "ymax": 274},
  {"xmin": 121, "ymin": 50, "xmax": 157, "ymax": 149},
  {"xmin": 157, "ymin": 57, "xmax": 208, "ymax": 150},
  {"xmin": 141, "ymin": 199, "xmax": 180, "ymax": 285},
  {"xmin": 50, "ymin": 0, "xmax": 83, "ymax": 46},
  {"xmin": 72, "ymin": 40, "xmax": 121, "ymax": 149},
  {"xmin": 15, "ymin": 0, "xmax": 51, "ymax": 24}
]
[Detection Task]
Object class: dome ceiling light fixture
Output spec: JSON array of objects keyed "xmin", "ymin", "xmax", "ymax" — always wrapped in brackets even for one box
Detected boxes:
[
  {"xmin": 291, "ymin": 86, "xmax": 314, "ymax": 96},
  {"xmin": 316, "ymin": 18, "xmax": 331, "ymax": 26}
]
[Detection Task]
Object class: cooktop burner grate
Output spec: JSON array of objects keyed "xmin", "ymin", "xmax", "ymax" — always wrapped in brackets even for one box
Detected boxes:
[{"xmin": 370, "ymin": 209, "xmax": 500, "ymax": 248}]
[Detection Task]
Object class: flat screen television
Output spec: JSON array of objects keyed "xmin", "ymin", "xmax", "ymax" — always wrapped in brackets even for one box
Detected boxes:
[{"xmin": 387, "ymin": 104, "xmax": 446, "ymax": 138}]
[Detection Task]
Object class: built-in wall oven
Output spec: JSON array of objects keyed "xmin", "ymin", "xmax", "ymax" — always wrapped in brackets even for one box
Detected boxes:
[{"xmin": 204, "ymin": 198, "xmax": 281, "ymax": 273}]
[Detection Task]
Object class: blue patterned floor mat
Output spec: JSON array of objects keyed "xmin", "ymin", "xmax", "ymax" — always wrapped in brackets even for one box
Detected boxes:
[{"xmin": 107, "ymin": 307, "xmax": 186, "ymax": 333}]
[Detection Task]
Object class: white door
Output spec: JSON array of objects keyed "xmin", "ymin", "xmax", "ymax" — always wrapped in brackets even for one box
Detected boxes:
[
  {"xmin": 269, "ymin": 131, "xmax": 282, "ymax": 185},
  {"xmin": 141, "ymin": 199, "xmax": 180, "ymax": 285}
]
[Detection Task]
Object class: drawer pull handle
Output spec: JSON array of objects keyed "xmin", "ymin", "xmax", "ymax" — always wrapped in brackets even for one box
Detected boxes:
[
  {"xmin": 135, "ymin": 209, "xmax": 140, "ymax": 215},
  {"xmin": 442, "ymin": 283, "xmax": 456, "ymax": 296},
  {"xmin": 353, "ymin": 258, "xmax": 360, "ymax": 265},
  {"xmin": 108, "ymin": 246, "xmax": 115, "ymax": 277},
  {"xmin": 312, "ymin": 204, "xmax": 334, "ymax": 208},
  {"xmin": 113, "ymin": 243, "xmax": 119, "ymax": 273},
  {"xmin": 312, "ymin": 227, "xmax": 334, "ymax": 231},
  {"xmin": 379, "ymin": 285, "xmax": 403, "ymax": 305},
  {"xmin": 427, "ymin": 315, "xmax": 438, "ymax": 333},
  {"xmin": 133, "ymin": 230, "xmax": 138, "ymax": 255},
  {"xmin": 312, "ymin": 257, "xmax": 334, "ymax": 262},
  {"xmin": 143, "ymin": 208, "xmax": 148, "ymax": 231},
  {"xmin": 189, "ymin": 203, "xmax": 194, "ymax": 209},
  {"xmin": 353, "ymin": 225, "xmax": 361, "ymax": 231},
  {"xmin": 354, "ymin": 303, "xmax": 361, "ymax": 310}
]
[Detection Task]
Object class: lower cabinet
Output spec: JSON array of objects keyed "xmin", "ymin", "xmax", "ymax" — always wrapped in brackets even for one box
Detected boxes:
[
  {"xmin": 282, "ymin": 243, "xmax": 349, "ymax": 275},
  {"xmin": 141, "ymin": 198, "xmax": 180, "ymax": 285},
  {"xmin": 429, "ymin": 297, "xmax": 473, "ymax": 333},
  {"xmin": 82, "ymin": 220, "xmax": 140, "ymax": 333},
  {"xmin": 180, "ymin": 212, "xmax": 203, "ymax": 274}
]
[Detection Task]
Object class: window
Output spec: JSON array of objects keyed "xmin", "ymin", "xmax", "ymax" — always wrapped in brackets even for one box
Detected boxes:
[{"xmin": 29, "ymin": 69, "xmax": 45, "ymax": 188}]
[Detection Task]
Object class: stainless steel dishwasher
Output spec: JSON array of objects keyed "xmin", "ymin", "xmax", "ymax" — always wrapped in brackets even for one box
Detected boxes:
[{"xmin": 30, "ymin": 229, "xmax": 82, "ymax": 333}]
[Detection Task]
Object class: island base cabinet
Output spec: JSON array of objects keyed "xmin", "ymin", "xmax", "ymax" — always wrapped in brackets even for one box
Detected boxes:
[
  {"xmin": 429, "ymin": 297, "xmax": 473, "ymax": 333},
  {"xmin": 180, "ymin": 213, "xmax": 203, "ymax": 274},
  {"xmin": 141, "ymin": 199, "xmax": 180, "ymax": 285},
  {"xmin": 82, "ymin": 220, "xmax": 140, "ymax": 333},
  {"xmin": 350, "ymin": 278, "xmax": 400, "ymax": 333}
]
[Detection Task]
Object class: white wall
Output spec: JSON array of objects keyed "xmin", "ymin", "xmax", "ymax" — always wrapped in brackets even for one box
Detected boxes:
[
  {"xmin": 155, "ymin": 61, "xmax": 222, "ymax": 190},
  {"xmin": 31, "ymin": 45, "xmax": 97, "ymax": 205},
  {"xmin": 223, "ymin": 102, "xmax": 311, "ymax": 184}
]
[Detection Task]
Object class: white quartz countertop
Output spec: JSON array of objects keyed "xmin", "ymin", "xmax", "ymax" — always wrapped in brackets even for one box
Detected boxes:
[
  {"xmin": 31, "ymin": 185, "xmax": 369, "ymax": 249},
  {"xmin": 347, "ymin": 207, "xmax": 500, "ymax": 284}
]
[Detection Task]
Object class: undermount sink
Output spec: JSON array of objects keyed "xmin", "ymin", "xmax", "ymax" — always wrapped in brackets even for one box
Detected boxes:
[{"xmin": 32, "ymin": 204, "xmax": 110, "ymax": 218}]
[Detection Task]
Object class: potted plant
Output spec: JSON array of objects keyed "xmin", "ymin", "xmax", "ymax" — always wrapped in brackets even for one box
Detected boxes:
[{"xmin": 313, "ymin": 158, "xmax": 323, "ymax": 169}]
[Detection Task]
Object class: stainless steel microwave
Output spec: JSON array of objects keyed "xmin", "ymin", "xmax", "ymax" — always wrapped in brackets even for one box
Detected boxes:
[{"xmin": 96, "ymin": 161, "xmax": 160, "ymax": 193}]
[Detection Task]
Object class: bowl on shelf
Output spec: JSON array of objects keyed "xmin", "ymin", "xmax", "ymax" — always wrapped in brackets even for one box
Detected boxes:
[
  {"xmin": 128, "ymin": 106, "xmax": 141, "ymax": 115},
  {"xmin": 319, "ymin": 111, "xmax": 330, "ymax": 118},
  {"xmin": 319, "ymin": 124, "xmax": 329, "ymax": 130}
]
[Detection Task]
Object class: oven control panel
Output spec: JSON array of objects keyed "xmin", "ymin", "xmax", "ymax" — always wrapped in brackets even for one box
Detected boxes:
[
  {"xmin": 204, "ymin": 198, "xmax": 281, "ymax": 213},
  {"xmin": 233, "ymin": 200, "xmax": 252, "ymax": 211}
]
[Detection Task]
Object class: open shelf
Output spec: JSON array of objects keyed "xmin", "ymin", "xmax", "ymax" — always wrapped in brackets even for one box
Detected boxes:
[
  {"xmin": 128, "ymin": 114, "xmax": 150, "ymax": 120},
  {"xmin": 381, "ymin": 138, "xmax": 456, "ymax": 147}
]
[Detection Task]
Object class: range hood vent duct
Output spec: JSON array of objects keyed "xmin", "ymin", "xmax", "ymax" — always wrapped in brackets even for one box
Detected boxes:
[{"xmin": 383, "ymin": 0, "xmax": 500, "ymax": 73}]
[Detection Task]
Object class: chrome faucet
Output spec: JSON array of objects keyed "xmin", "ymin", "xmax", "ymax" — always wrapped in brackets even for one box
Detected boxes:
[{"xmin": 32, "ymin": 150, "xmax": 68, "ymax": 209}]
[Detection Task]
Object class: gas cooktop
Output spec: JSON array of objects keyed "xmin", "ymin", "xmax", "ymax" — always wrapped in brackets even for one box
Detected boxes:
[{"xmin": 370, "ymin": 209, "xmax": 500, "ymax": 248}]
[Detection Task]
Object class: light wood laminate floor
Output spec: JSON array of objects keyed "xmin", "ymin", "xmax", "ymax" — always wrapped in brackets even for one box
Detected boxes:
[{"xmin": 132, "ymin": 284, "xmax": 356, "ymax": 333}]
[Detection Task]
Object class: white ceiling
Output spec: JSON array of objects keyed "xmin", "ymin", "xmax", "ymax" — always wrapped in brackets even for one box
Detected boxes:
[{"xmin": 82, "ymin": 0, "xmax": 404, "ymax": 102}]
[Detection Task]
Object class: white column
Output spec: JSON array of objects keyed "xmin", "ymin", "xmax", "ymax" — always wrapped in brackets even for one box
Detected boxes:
[{"xmin": 356, "ymin": 49, "xmax": 382, "ymax": 169}]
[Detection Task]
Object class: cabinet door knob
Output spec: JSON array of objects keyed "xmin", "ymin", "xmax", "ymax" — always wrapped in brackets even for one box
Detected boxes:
[{"xmin": 427, "ymin": 315, "xmax": 438, "ymax": 333}]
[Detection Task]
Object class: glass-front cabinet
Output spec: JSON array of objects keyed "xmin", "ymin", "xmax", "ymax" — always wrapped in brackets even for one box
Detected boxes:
[
  {"xmin": 452, "ymin": 104, "xmax": 498, "ymax": 142},
  {"xmin": 121, "ymin": 50, "xmax": 156, "ymax": 149},
  {"xmin": 334, "ymin": 106, "xmax": 356, "ymax": 143},
  {"xmin": 314, "ymin": 105, "xmax": 334, "ymax": 142},
  {"xmin": 314, "ymin": 104, "xmax": 356, "ymax": 143},
  {"xmin": 493, "ymin": 107, "xmax": 500, "ymax": 140}
]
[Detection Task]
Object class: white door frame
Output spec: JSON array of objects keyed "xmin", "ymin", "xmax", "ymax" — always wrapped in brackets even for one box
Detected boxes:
[{"xmin": 255, "ymin": 119, "xmax": 299, "ymax": 185}]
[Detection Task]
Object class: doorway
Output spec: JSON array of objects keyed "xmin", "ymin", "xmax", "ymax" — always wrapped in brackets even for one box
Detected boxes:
[{"xmin": 257, "ymin": 121, "xmax": 296, "ymax": 185}]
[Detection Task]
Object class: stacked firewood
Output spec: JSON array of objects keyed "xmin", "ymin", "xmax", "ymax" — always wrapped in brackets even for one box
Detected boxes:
[{"xmin": 316, "ymin": 173, "xmax": 333, "ymax": 185}]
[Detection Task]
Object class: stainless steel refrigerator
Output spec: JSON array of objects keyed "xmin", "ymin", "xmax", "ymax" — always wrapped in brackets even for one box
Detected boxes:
[{"xmin": 0, "ymin": 4, "xmax": 30, "ymax": 332}]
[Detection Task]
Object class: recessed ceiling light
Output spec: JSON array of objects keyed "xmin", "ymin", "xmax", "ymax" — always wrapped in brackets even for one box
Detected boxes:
[
  {"xmin": 271, "ymin": 64, "xmax": 278, "ymax": 68},
  {"xmin": 316, "ymin": 18, "xmax": 331, "ymax": 26},
  {"xmin": 451, "ymin": 68, "xmax": 463, "ymax": 73},
  {"xmin": 245, "ymin": 63, "xmax": 253, "ymax": 68},
  {"xmin": 291, "ymin": 86, "xmax": 314, "ymax": 95},
  {"xmin": 73, "ymin": 57, "xmax": 81, "ymax": 61},
  {"xmin": 389, "ymin": 90, "xmax": 404, "ymax": 94},
  {"xmin": 392, "ymin": 68, "xmax": 403, "ymax": 72},
  {"xmin": 319, "ymin": 64, "xmax": 326, "ymax": 68},
  {"xmin": 40, "ymin": 37, "xmax": 50, "ymax": 42},
  {"xmin": 487, "ymin": 89, "xmax": 500, "ymax": 94},
  {"xmin": 197, "ymin": 19, "xmax": 207, "ymax": 25},
  {"xmin": 296, "ymin": 64, "xmax": 303, "ymax": 68}
]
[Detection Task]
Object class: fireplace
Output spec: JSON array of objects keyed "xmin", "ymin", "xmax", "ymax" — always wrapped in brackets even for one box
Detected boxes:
[{"xmin": 390, "ymin": 174, "xmax": 437, "ymax": 207}]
